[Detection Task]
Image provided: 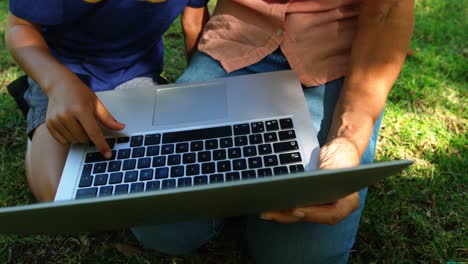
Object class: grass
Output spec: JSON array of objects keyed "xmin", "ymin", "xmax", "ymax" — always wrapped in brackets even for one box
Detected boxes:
[{"xmin": 0, "ymin": 0, "xmax": 466, "ymax": 263}]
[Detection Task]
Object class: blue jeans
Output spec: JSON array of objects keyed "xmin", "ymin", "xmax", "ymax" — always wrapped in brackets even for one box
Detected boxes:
[{"xmin": 132, "ymin": 51, "xmax": 383, "ymax": 263}]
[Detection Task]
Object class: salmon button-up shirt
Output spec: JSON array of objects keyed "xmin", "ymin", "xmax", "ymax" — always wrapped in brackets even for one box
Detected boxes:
[{"xmin": 198, "ymin": 0, "xmax": 361, "ymax": 86}]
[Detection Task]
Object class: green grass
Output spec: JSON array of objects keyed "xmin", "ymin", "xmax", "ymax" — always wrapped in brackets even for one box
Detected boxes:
[{"xmin": 0, "ymin": 0, "xmax": 467, "ymax": 263}]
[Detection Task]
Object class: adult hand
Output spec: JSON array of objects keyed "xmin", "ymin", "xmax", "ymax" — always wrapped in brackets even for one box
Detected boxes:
[
  {"xmin": 45, "ymin": 73, "xmax": 125, "ymax": 158},
  {"xmin": 260, "ymin": 137, "xmax": 361, "ymax": 225}
]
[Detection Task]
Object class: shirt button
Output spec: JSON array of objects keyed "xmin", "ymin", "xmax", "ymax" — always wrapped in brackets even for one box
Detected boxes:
[{"xmin": 277, "ymin": 29, "xmax": 283, "ymax": 36}]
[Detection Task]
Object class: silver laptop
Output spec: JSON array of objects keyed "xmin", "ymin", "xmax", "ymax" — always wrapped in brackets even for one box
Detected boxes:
[
  {"xmin": 0, "ymin": 71, "xmax": 412, "ymax": 234},
  {"xmin": 55, "ymin": 71, "xmax": 321, "ymax": 201}
]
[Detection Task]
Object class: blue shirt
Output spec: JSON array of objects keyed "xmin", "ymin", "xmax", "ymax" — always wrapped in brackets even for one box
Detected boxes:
[{"xmin": 9, "ymin": 0, "xmax": 207, "ymax": 91}]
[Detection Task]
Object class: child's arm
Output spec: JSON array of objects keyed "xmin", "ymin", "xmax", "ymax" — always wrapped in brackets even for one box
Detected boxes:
[
  {"xmin": 181, "ymin": 5, "xmax": 210, "ymax": 62},
  {"xmin": 5, "ymin": 13, "xmax": 124, "ymax": 158}
]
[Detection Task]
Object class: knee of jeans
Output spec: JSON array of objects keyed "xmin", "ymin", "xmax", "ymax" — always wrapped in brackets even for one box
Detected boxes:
[
  {"xmin": 131, "ymin": 219, "xmax": 223, "ymax": 254},
  {"xmin": 176, "ymin": 52, "xmax": 228, "ymax": 84}
]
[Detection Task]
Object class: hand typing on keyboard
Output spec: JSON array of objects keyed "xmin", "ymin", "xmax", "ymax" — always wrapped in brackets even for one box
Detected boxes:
[
  {"xmin": 260, "ymin": 137, "xmax": 360, "ymax": 225},
  {"xmin": 45, "ymin": 72, "xmax": 125, "ymax": 158}
]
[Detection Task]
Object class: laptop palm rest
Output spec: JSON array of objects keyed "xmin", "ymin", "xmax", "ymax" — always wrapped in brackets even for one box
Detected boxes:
[{"xmin": 153, "ymin": 82, "xmax": 228, "ymax": 126}]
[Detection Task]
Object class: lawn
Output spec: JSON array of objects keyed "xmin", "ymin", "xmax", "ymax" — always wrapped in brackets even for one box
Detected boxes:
[{"xmin": 0, "ymin": 0, "xmax": 466, "ymax": 263}]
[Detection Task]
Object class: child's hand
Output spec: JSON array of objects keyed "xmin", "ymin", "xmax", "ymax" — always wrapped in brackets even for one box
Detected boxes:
[{"xmin": 45, "ymin": 74, "xmax": 125, "ymax": 158}]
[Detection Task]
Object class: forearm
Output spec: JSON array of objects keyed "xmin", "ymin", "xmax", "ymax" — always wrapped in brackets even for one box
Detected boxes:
[
  {"xmin": 329, "ymin": 0, "xmax": 415, "ymax": 156},
  {"xmin": 181, "ymin": 6, "xmax": 209, "ymax": 62},
  {"xmin": 5, "ymin": 13, "xmax": 75, "ymax": 95}
]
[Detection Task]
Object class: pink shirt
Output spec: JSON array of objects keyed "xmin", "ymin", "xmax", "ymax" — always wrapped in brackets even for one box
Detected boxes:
[{"xmin": 198, "ymin": 0, "xmax": 361, "ymax": 86}]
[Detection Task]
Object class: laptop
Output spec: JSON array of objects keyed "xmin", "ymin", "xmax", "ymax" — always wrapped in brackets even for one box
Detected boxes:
[{"xmin": 0, "ymin": 71, "xmax": 413, "ymax": 234}]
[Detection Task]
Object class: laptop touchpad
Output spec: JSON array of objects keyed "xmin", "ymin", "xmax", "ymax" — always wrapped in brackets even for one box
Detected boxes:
[{"xmin": 153, "ymin": 82, "xmax": 228, "ymax": 126}]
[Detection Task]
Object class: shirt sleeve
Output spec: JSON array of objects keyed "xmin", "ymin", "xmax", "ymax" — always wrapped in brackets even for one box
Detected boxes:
[
  {"xmin": 8, "ymin": 0, "xmax": 64, "ymax": 25},
  {"xmin": 187, "ymin": 0, "xmax": 208, "ymax": 8}
]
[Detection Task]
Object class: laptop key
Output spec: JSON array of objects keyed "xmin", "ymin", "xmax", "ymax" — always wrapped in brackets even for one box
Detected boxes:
[
  {"xmin": 213, "ymin": 149, "xmax": 227, "ymax": 161},
  {"xmin": 248, "ymin": 157, "xmax": 263, "ymax": 169},
  {"xmin": 109, "ymin": 172, "xmax": 123, "ymax": 184},
  {"xmin": 153, "ymin": 156, "xmax": 166, "ymax": 167},
  {"xmin": 116, "ymin": 137, "xmax": 130, "ymax": 144},
  {"xmin": 202, "ymin": 162, "xmax": 216, "ymax": 174},
  {"xmin": 114, "ymin": 184, "xmax": 129, "ymax": 195},
  {"xmin": 278, "ymin": 130, "xmax": 296, "ymax": 141},
  {"xmin": 85, "ymin": 150, "xmax": 116, "ymax": 163},
  {"xmin": 258, "ymin": 144, "xmax": 273, "ymax": 155},
  {"xmin": 155, "ymin": 167, "xmax": 169, "ymax": 179},
  {"xmin": 190, "ymin": 141, "xmax": 203, "ymax": 151},
  {"xmin": 130, "ymin": 135, "xmax": 144, "ymax": 147},
  {"xmin": 140, "ymin": 169, "xmax": 154, "ymax": 181},
  {"xmin": 163, "ymin": 126, "xmax": 232, "ymax": 143},
  {"xmin": 205, "ymin": 139, "xmax": 218, "ymax": 150},
  {"xmin": 98, "ymin": 186, "xmax": 113, "ymax": 197},
  {"xmin": 168, "ymin": 154, "xmax": 181, "ymax": 166},
  {"xmin": 170, "ymin": 166, "xmax": 184, "ymax": 177},
  {"xmin": 123, "ymin": 159, "xmax": 136, "ymax": 170},
  {"xmin": 124, "ymin": 171, "xmax": 138, "ymax": 182},
  {"xmin": 106, "ymin": 138, "xmax": 116, "ymax": 149},
  {"xmin": 93, "ymin": 162, "xmax": 107, "ymax": 174},
  {"xmin": 233, "ymin": 159, "xmax": 247, "ymax": 170},
  {"xmin": 198, "ymin": 151, "xmax": 211, "ymax": 162},
  {"xmin": 279, "ymin": 152, "xmax": 302, "ymax": 165},
  {"xmin": 183, "ymin": 153, "xmax": 196, "ymax": 164},
  {"xmin": 251, "ymin": 122, "xmax": 265, "ymax": 133},
  {"xmin": 233, "ymin": 123, "xmax": 250, "ymax": 135},
  {"xmin": 243, "ymin": 146, "xmax": 257, "ymax": 157},
  {"xmin": 258, "ymin": 168, "xmax": 273, "ymax": 177},
  {"xmin": 264, "ymin": 132, "xmax": 278, "ymax": 143},
  {"xmin": 81, "ymin": 164, "xmax": 92, "ymax": 178},
  {"xmin": 178, "ymin": 177, "xmax": 192, "ymax": 187},
  {"xmin": 274, "ymin": 166, "xmax": 289, "ymax": 175},
  {"xmin": 265, "ymin": 120, "xmax": 280, "ymax": 131},
  {"xmin": 79, "ymin": 175, "xmax": 93, "ymax": 188},
  {"xmin": 279, "ymin": 118, "xmax": 294, "ymax": 129},
  {"xmin": 234, "ymin": 136, "xmax": 248, "ymax": 146},
  {"xmin": 194, "ymin": 175, "xmax": 208, "ymax": 185},
  {"xmin": 132, "ymin": 147, "xmax": 145, "ymax": 158},
  {"xmin": 264, "ymin": 155, "xmax": 279, "ymax": 167},
  {"xmin": 146, "ymin": 146, "xmax": 160, "ymax": 156},
  {"xmin": 242, "ymin": 170, "xmax": 256, "ymax": 179},
  {"xmin": 144, "ymin": 134, "xmax": 161, "ymax": 146},
  {"xmin": 226, "ymin": 172, "xmax": 240, "ymax": 181},
  {"xmin": 162, "ymin": 179, "xmax": 176, "ymax": 189},
  {"xmin": 217, "ymin": 161, "xmax": 231, "ymax": 172},
  {"xmin": 146, "ymin": 181, "xmax": 160, "ymax": 191},
  {"xmin": 108, "ymin": 161, "xmax": 122, "ymax": 172},
  {"xmin": 117, "ymin": 149, "xmax": 131, "ymax": 159},
  {"xmin": 220, "ymin": 137, "xmax": 233, "ymax": 148},
  {"xmin": 228, "ymin": 147, "xmax": 242, "ymax": 159},
  {"xmin": 249, "ymin": 134, "xmax": 263, "ymax": 144},
  {"xmin": 290, "ymin": 164, "xmax": 305, "ymax": 173},
  {"xmin": 94, "ymin": 174, "xmax": 108, "ymax": 186},
  {"xmin": 186, "ymin": 164, "xmax": 200, "ymax": 176},
  {"xmin": 161, "ymin": 144, "xmax": 175, "ymax": 155},
  {"xmin": 76, "ymin": 187, "xmax": 98, "ymax": 199},
  {"xmin": 176, "ymin": 143, "xmax": 189, "ymax": 153},
  {"xmin": 130, "ymin": 182, "xmax": 145, "ymax": 193},
  {"xmin": 274, "ymin": 141, "xmax": 299, "ymax": 153},
  {"xmin": 210, "ymin": 174, "xmax": 224, "ymax": 183}
]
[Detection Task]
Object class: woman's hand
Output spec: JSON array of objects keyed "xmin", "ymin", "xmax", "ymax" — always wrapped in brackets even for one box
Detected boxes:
[
  {"xmin": 260, "ymin": 137, "xmax": 361, "ymax": 225},
  {"xmin": 45, "ymin": 73, "xmax": 125, "ymax": 158}
]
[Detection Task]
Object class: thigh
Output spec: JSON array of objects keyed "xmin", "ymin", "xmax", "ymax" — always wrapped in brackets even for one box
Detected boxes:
[{"xmin": 247, "ymin": 79, "xmax": 384, "ymax": 264}]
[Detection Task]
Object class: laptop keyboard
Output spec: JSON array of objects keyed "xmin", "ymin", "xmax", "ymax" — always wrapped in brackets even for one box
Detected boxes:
[{"xmin": 76, "ymin": 118, "xmax": 305, "ymax": 199}]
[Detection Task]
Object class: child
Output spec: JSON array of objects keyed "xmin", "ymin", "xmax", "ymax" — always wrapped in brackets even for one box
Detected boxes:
[{"xmin": 6, "ymin": 0, "xmax": 209, "ymax": 201}]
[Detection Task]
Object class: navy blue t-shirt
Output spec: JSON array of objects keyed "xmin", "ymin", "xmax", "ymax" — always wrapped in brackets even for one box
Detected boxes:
[{"xmin": 9, "ymin": 0, "xmax": 207, "ymax": 91}]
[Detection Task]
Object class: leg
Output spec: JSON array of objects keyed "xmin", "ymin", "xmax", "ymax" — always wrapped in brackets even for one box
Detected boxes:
[
  {"xmin": 26, "ymin": 124, "xmax": 69, "ymax": 201},
  {"xmin": 247, "ymin": 79, "xmax": 384, "ymax": 264},
  {"xmin": 23, "ymin": 78, "xmax": 69, "ymax": 202}
]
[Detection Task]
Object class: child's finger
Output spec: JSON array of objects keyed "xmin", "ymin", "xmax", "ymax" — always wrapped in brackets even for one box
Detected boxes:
[
  {"xmin": 94, "ymin": 99, "xmax": 125, "ymax": 131},
  {"xmin": 77, "ymin": 113, "xmax": 111, "ymax": 158}
]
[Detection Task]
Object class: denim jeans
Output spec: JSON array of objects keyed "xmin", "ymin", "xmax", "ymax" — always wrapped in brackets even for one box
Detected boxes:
[{"xmin": 132, "ymin": 51, "xmax": 383, "ymax": 263}]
